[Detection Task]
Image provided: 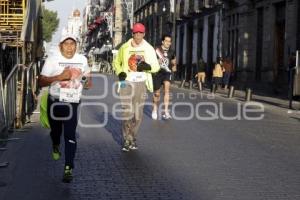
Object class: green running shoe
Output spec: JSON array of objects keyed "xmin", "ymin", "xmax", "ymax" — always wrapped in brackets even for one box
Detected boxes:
[
  {"xmin": 52, "ymin": 145, "xmax": 61, "ymax": 161},
  {"xmin": 62, "ymin": 165, "xmax": 73, "ymax": 183}
]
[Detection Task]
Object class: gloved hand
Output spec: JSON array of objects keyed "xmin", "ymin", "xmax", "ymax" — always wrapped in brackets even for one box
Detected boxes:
[
  {"xmin": 137, "ymin": 61, "xmax": 151, "ymax": 72},
  {"xmin": 118, "ymin": 72, "xmax": 127, "ymax": 81}
]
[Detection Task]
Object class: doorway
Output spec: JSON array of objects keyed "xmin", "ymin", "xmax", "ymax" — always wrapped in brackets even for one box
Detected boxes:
[
  {"xmin": 186, "ymin": 22, "xmax": 194, "ymax": 81},
  {"xmin": 207, "ymin": 16, "xmax": 215, "ymax": 80},
  {"xmin": 256, "ymin": 8, "xmax": 264, "ymax": 81},
  {"xmin": 273, "ymin": 2, "xmax": 286, "ymax": 88}
]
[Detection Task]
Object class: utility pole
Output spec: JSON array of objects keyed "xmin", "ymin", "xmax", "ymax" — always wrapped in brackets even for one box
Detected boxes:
[
  {"xmin": 122, "ymin": 0, "xmax": 133, "ymax": 26},
  {"xmin": 121, "ymin": 0, "xmax": 134, "ymax": 40},
  {"xmin": 16, "ymin": 31, "xmax": 19, "ymax": 64},
  {"xmin": 171, "ymin": 0, "xmax": 176, "ymax": 51},
  {"xmin": 297, "ymin": 0, "xmax": 300, "ymax": 50},
  {"xmin": 217, "ymin": 2, "xmax": 224, "ymax": 59}
]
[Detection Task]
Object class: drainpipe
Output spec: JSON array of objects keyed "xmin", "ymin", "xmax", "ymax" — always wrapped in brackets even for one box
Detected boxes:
[{"xmin": 217, "ymin": 2, "xmax": 224, "ymax": 58}]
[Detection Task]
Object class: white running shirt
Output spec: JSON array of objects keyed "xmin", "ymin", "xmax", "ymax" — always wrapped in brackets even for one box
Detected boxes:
[{"xmin": 41, "ymin": 53, "xmax": 90, "ymax": 99}]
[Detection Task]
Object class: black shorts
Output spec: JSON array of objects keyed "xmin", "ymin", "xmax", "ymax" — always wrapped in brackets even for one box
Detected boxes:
[
  {"xmin": 152, "ymin": 70, "xmax": 172, "ymax": 91},
  {"xmin": 213, "ymin": 77, "xmax": 222, "ymax": 85}
]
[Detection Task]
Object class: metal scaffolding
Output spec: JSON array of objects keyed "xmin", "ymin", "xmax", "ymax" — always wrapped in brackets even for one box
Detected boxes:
[{"xmin": 0, "ymin": 0, "xmax": 26, "ymax": 47}]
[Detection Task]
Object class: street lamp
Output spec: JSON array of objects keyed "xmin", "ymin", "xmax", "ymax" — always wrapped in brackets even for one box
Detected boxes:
[
  {"xmin": 159, "ymin": 1, "xmax": 176, "ymax": 51},
  {"xmin": 162, "ymin": 4, "xmax": 166, "ymax": 12},
  {"xmin": 171, "ymin": 2, "xmax": 176, "ymax": 51}
]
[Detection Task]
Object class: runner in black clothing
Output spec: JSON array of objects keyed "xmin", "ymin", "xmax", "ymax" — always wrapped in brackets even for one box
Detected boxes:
[{"xmin": 152, "ymin": 34, "xmax": 176, "ymax": 120}]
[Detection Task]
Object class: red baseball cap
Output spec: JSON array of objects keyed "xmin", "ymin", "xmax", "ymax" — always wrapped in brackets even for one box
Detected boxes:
[{"xmin": 132, "ymin": 23, "xmax": 145, "ymax": 33}]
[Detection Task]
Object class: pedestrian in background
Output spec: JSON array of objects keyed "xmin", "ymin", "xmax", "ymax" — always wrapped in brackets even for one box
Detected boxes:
[
  {"xmin": 39, "ymin": 34, "xmax": 91, "ymax": 183},
  {"xmin": 222, "ymin": 57, "xmax": 233, "ymax": 90},
  {"xmin": 152, "ymin": 34, "xmax": 177, "ymax": 120},
  {"xmin": 195, "ymin": 57, "xmax": 206, "ymax": 91},
  {"xmin": 211, "ymin": 57, "xmax": 224, "ymax": 93},
  {"xmin": 113, "ymin": 23, "xmax": 160, "ymax": 152}
]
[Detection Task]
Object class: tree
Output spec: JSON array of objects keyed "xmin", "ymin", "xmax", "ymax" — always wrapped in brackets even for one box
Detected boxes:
[{"xmin": 42, "ymin": 6, "xmax": 59, "ymax": 42}]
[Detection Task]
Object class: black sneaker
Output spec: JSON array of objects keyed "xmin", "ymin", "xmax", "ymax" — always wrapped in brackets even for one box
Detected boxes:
[
  {"xmin": 122, "ymin": 140, "xmax": 130, "ymax": 152},
  {"xmin": 62, "ymin": 165, "xmax": 73, "ymax": 183},
  {"xmin": 129, "ymin": 141, "xmax": 138, "ymax": 150}
]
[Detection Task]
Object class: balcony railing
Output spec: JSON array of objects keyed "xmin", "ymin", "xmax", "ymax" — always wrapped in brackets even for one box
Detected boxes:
[
  {"xmin": 177, "ymin": 0, "xmax": 223, "ymax": 19},
  {"xmin": 0, "ymin": 0, "xmax": 26, "ymax": 31}
]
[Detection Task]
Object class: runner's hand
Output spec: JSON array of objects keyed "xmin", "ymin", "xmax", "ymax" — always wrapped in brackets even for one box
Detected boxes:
[
  {"xmin": 118, "ymin": 72, "xmax": 127, "ymax": 81},
  {"xmin": 137, "ymin": 61, "xmax": 151, "ymax": 72},
  {"xmin": 59, "ymin": 68, "xmax": 72, "ymax": 81}
]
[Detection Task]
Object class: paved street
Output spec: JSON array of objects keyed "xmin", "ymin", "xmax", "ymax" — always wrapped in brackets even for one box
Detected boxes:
[{"xmin": 0, "ymin": 75, "xmax": 300, "ymax": 200}]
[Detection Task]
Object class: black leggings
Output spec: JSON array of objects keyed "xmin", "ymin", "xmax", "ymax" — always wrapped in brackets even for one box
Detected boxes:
[{"xmin": 47, "ymin": 96, "xmax": 79, "ymax": 168}]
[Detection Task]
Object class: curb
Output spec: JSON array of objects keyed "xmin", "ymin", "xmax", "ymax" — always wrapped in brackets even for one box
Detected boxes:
[{"xmin": 171, "ymin": 82, "xmax": 300, "ymax": 117}]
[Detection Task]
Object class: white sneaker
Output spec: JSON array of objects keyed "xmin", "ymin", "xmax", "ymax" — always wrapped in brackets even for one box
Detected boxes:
[
  {"xmin": 162, "ymin": 112, "xmax": 172, "ymax": 120},
  {"xmin": 151, "ymin": 111, "xmax": 158, "ymax": 120}
]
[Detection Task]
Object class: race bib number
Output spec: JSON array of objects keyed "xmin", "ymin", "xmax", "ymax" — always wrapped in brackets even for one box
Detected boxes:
[
  {"xmin": 59, "ymin": 88, "xmax": 80, "ymax": 103},
  {"xmin": 127, "ymin": 72, "xmax": 147, "ymax": 82}
]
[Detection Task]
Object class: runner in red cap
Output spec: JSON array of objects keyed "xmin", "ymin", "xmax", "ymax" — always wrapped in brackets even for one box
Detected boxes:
[{"xmin": 113, "ymin": 23, "xmax": 160, "ymax": 152}]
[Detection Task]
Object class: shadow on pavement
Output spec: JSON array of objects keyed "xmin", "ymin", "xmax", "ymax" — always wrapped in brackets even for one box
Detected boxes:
[
  {"xmin": 93, "ymin": 112, "xmax": 123, "ymax": 146},
  {"xmin": 104, "ymin": 113, "xmax": 123, "ymax": 145},
  {"xmin": 143, "ymin": 104, "xmax": 152, "ymax": 119}
]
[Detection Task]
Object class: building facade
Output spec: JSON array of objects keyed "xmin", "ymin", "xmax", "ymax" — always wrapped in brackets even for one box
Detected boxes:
[
  {"xmin": 134, "ymin": 0, "xmax": 223, "ymax": 81},
  {"xmin": 175, "ymin": 0, "xmax": 223, "ymax": 81},
  {"xmin": 62, "ymin": 9, "xmax": 83, "ymax": 50},
  {"xmin": 81, "ymin": 0, "xmax": 113, "ymax": 59},
  {"xmin": 132, "ymin": 0, "xmax": 300, "ymax": 92},
  {"xmin": 222, "ymin": 0, "xmax": 300, "ymax": 93},
  {"xmin": 133, "ymin": 0, "xmax": 175, "ymax": 48},
  {"xmin": 64, "ymin": 9, "xmax": 83, "ymax": 39},
  {"xmin": 112, "ymin": 0, "xmax": 134, "ymax": 48}
]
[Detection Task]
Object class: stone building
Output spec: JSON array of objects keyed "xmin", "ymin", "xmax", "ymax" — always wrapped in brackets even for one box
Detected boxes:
[
  {"xmin": 66, "ymin": 9, "xmax": 83, "ymax": 38},
  {"xmin": 134, "ymin": 0, "xmax": 223, "ymax": 81},
  {"xmin": 175, "ymin": 0, "xmax": 223, "ymax": 80},
  {"xmin": 222, "ymin": 0, "xmax": 300, "ymax": 92},
  {"xmin": 62, "ymin": 9, "xmax": 83, "ymax": 49},
  {"xmin": 132, "ymin": 0, "xmax": 300, "ymax": 92},
  {"xmin": 112, "ymin": 0, "xmax": 134, "ymax": 48},
  {"xmin": 133, "ymin": 0, "xmax": 176, "ymax": 48}
]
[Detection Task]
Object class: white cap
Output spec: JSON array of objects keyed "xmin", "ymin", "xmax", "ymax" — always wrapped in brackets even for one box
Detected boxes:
[{"xmin": 59, "ymin": 34, "xmax": 77, "ymax": 44}]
